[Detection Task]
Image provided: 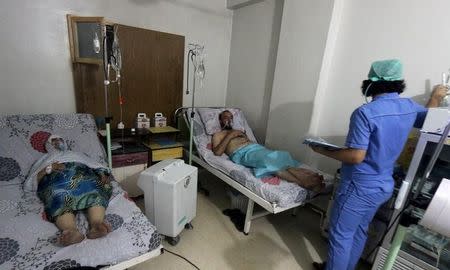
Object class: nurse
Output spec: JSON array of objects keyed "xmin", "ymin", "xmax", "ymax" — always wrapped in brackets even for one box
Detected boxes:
[{"xmin": 310, "ymin": 59, "xmax": 447, "ymax": 270}]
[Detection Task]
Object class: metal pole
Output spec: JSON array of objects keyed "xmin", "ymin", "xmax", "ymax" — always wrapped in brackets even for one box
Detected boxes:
[
  {"xmin": 414, "ymin": 123, "xmax": 450, "ymax": 199},
  {"xmin": 188, "ymin": 64, "xmax": 196, "ymax": 165},
  {"xmin": 382, "ymin": 225, "xmax": 408, "ymax": 270},
  {"xmin": 106, "ymin": 122, "xmax": 112, "ymax": 169},
  {"xmin": 102, "ymin": 25, "xmax": 112, "ymax": 170}
]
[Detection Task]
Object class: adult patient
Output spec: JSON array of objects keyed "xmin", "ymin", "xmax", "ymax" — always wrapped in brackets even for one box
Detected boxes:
[
  {"xmin": 212, "ymin": 110, "xmax": 324, "ymax": 191},
  {"xmin": 26, "ymin": 135, "xmax": 112, "ymax": 246}
]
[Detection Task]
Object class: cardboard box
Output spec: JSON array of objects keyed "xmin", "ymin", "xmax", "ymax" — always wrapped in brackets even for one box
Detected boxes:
[
  {"xmin": 152, "ymin": 113, "xmax": 167, "ymax": 127},
  {"xmin": 136, "ymin": 113, "xmax": 150, "ymax": 129}
]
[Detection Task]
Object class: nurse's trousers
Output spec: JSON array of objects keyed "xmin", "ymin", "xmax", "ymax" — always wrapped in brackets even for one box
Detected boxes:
[{"xmin": 326, "ymin": 182, "xmax": 393, "ymax": 270}]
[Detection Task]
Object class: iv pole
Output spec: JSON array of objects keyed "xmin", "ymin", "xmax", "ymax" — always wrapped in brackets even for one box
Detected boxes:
[
  {"xmin": 102, "ymin": 25, "xmax": 122, "ymax": 170},
  {"xmin": 186, "ymin": 44, "xmax": 205, "ymax": 165},
  {"xmin": 187, "ymin": 48, "xmax": 195, "ymax": 165},
  {"xmin": 102, "ymin": 25, "xmax": 113, "ymax": 170}
]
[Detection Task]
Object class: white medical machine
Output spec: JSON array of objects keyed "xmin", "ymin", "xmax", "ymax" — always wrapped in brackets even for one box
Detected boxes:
[
  {"xmin": 421, "ymin": 108, "xmax": 450, "ymax": 135},
  {"xmin": 419, "ymin": 178, "xmax": 450, "ymax": 238},
  {"xmin": 377, "ymin": 118, "xmax": 450, "ymax": 270},
  {"xmin": 138, "ymin": 159, "xmax": 198, "ymax": 246}
]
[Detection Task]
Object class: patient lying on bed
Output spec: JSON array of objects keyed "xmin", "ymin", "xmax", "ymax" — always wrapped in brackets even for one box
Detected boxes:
[
  {"xmin": 26, "ymin": 135, "xmax": 112, "ymax": 246},
  {"xmin": 212, "ymin": 110, "xmax": 324, "ymax": 192}
]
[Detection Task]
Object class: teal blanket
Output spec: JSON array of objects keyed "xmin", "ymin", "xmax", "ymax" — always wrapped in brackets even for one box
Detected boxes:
[{"xmin": 230, "ymin": 144, "xmax": 299, "ymax": 178}]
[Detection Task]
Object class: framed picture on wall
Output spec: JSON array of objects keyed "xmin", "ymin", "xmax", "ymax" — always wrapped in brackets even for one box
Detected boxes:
[{"xmin": 67, "ymin": 15, "xmax": 105, "ymax": 64}]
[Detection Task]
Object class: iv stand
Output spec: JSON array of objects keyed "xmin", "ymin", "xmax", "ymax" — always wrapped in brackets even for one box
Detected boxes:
[
  {"xmin": 189, "ymin": 66, "xmax": 196, "ymax": 165},
  {"xmin": 186, "ymin": 44, "xmax": 209, "ymax": 196},
  {"xmin": 186, "ymin": 44, "xmax": 203, "ymax": 165},
  {"xmin": 102, "ymin": 26, "xmax": 113, "ymax": 170},
  {"xmin": 102, "ymin": 25, "xmax": 122, "ymax": 170},
  {"xmin": 186, "ymin": 48, "xmax": 195, "ymax": 165}
]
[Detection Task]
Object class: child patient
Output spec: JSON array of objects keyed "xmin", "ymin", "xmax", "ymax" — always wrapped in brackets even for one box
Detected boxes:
[
  {"xmin": 26, "ymin": 135, "xmax": 113, "ymax": 246},
  {"xmin": 212, "ymin": 110, "xmax": 324, "ymax": 192}
]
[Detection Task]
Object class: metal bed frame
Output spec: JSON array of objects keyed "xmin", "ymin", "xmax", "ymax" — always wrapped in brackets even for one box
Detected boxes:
[{"xmin": 175, "ymin": 107, "xmax": 330, "ymax": 235}]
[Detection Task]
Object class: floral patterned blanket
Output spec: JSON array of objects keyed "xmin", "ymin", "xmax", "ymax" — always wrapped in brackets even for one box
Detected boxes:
[{"xmin": 0, "ymin": 114, "xmax": 161, "ymax": 269}]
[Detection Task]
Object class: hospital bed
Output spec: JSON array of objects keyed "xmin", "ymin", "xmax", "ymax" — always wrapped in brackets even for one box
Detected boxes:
[
  {"xmin": 176, "ymin": 107, "xmax": 334, "ymax": 234},
  {"xmin": 0, "ymin": 114, "xmax": 162, "ymax": 270}
]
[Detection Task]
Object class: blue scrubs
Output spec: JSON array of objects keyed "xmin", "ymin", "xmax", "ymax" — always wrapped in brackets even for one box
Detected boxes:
[{"xmin": 326, "ymin": 93, "xmax": 427, "ymax": 270}]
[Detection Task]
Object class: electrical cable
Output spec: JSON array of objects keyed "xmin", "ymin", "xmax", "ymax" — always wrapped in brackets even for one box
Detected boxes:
[
  {"xmin": 118, "ymin": 77, "xmax": 124, "ymax": 151},
  {"xmin": 163, "ymin": 248, "xmax": 200, "ymax": 270},
  {"xmin": 364, "ymin": 83, "xmax": 372, "ymax": 104}
]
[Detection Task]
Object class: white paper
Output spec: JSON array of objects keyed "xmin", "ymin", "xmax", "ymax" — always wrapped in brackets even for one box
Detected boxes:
[{"xmin": 420, "ymin": 178, "xmax": 450, "ymax": 237}]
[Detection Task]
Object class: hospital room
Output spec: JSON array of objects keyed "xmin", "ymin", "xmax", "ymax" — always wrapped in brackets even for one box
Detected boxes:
[{"xmin": 1, "ymin": 0, "xmax": 450, "ymax": 269}]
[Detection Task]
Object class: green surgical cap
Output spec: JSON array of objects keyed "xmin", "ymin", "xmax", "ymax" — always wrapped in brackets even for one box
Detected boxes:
[{"xmin": 368, "ymin": 59, "xmax": 403, "ymax": 81}]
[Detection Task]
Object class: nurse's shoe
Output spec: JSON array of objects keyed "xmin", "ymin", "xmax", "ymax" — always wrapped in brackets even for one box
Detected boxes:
[{"xmin": 312, "ymin": 262, "xmax": 326, "ymax": 270}]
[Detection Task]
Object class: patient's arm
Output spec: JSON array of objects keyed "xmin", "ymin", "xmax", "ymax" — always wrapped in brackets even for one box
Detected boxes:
[
  {"xmin": 100, "ymin": 174, "xmax": 110, "ymax": 185},
  {"xmin": 212, "ymin": 130, "xmax": 243, "ymax": 156},
  {"xmin": 36, "ymin": 162, "xmax": 66, "ymax": 183},
  {"xmin": 37, "ymin": 169, "xmax": 46, "ymax": 183},
  {"xmin": 94, "ymin": 168, "xmax": 111, "ymax": 185},
  {"xmin": 311, "ymin": 146, "xmax": 366, "ymax": 164}
]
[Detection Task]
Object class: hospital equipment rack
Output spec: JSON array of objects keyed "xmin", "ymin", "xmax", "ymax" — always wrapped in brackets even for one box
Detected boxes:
[{"xmin": 372, "ymin": 131, "xmax": 450, "ymax": 270}]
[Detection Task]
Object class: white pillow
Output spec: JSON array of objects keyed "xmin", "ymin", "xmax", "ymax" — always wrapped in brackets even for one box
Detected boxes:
[{"xmin": 197, "ymin": 108, "xmax": 245, "ymax": 135}]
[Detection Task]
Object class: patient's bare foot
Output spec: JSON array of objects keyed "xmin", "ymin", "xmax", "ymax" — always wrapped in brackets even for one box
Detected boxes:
[
  {"xmin": 287, "ymin": 168, "xmax": 324, "ymax": 190},
  {"xmin": 59, "ymin": 229, "xmax": 84, "ymax": 246},
  {"xmin": 312, "ymin": 182, "xmax": 326, "ymax": 193},
  {"xmin": 87, "ymin": 222, "xmax": 111, "ymax": 239}
]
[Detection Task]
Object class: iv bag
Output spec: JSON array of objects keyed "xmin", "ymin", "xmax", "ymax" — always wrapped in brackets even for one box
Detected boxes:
[{"xmin": 110, "ymin": 26, "xmax": 122, "ymax": 72}]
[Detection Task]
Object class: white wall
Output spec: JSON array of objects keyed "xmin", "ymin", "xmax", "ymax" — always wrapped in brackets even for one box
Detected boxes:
[
  {"xmin": 310, "ymin": 0, "xmax": 450, "ymax": 173},
  {"xmin": 0, "ymin": 0, "xmax": 232, "ymax": 114},
  {"xmin": 264, "ymin": 0, "xmax": 335, "ymax": 162},
  {"xmin": 226, "ymin": 0, "xmax": 283, "ymax": 142},
  {"xmin": 227, "ymin": 0, "xmax": 265, "ymax": 10}
]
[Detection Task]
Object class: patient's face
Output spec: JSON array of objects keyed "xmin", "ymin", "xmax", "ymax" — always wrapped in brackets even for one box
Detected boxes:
[
  {"xmin": 220, "ymin": 111, "xmax": 233, "ymax": 130},
  {"xmin": 51, "ymin": 138, "xmax": 66, "ymax": 151}
]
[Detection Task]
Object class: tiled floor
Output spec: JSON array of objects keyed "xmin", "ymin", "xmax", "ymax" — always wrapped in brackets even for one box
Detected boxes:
[{"xmin": 131, "ymin": 169, "xmax": 370, "ymax": 270}]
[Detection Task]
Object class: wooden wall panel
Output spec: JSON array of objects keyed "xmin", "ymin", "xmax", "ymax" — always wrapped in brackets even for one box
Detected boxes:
[
  {"xmin": 73, "ymin": 24, "xmax": 185, "ymax": 128},
  {"xmin": 73, "ymin": 63, "xmax": 106, "ymax": 116}
]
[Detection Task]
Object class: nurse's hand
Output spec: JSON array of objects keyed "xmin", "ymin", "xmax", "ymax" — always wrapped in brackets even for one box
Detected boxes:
[
  {"xmin": 310, "ymin": 145, "xmax": 323, "ymax": 154},
  {"xmin": 427, "ymin": 85, "xmax": 448, "ymax": 108},
  {"xmin": 431, "ymin": 85, "xmax": 448, "ymax": 101}
]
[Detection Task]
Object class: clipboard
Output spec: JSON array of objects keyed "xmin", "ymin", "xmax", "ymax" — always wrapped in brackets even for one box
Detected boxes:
[{"xmin": 303, "ymin": 138, "xmax": 343, "ymax": 151}]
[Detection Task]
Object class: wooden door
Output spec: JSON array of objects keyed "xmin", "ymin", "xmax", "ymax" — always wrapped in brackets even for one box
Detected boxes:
[{"xmin": 72, "ymin": 23, "xmax": 185, "ymax": 128}]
